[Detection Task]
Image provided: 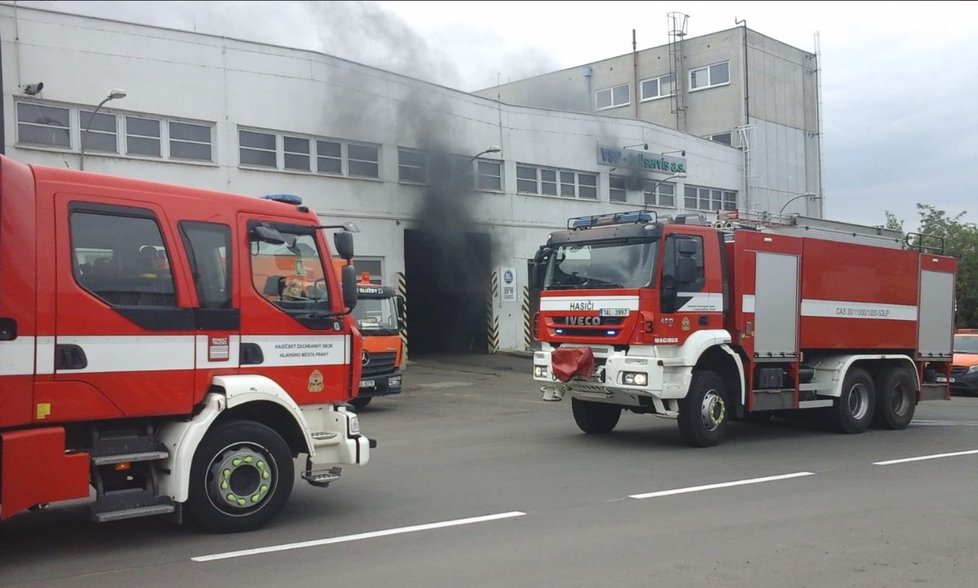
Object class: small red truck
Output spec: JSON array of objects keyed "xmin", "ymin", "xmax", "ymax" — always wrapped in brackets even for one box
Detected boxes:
[
  {"xmin": 0, "ymin": 155, "xmax": 371, "ymax": 532},
  {"xmin": 531, "ymin": 210, "xmax": 957, "ymax": 446}
]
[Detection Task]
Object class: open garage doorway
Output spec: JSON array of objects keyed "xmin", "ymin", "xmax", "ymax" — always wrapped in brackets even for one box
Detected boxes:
[{"xmin": 404, "ymin": 229, "xmax": 491, "ymax": 355}]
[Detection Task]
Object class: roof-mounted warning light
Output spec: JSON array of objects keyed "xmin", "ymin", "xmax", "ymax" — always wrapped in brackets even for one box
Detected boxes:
[
  {"xmin": 568, "ymin": 210, "xmax": 657, "ymax": 230},
  {"xmin": 263, "ymin": 193, "xmax": 303, "ymax": 205}
]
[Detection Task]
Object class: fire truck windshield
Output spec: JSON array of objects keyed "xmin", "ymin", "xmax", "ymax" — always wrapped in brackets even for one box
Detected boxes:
[
  {"xmin": 544, "ymin": 240, "xmax": 658, "ymax": 290},
  {"xmin": 353, "ymin": 296, "xmax": 399, "ymax": 334},
  {"xmin": 251, "ymin": 228, "xmax": 331, "ymax": 314}
]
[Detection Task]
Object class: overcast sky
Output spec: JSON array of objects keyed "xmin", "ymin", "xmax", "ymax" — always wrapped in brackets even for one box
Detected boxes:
[{"xmin": 20, "ymin": 1, "xmax": 978, "ymax": 229}]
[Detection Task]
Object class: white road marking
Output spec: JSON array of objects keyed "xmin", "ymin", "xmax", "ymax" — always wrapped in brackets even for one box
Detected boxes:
[
  {"xmin": 192, "ymin": 511, "xmax": 526, "ymax": 562},
  {"xmin": 629, "ymin": 472, "xmax": 814, "ymax": 500},
  {"xmin": 911, "ymin": 420, "xmax": 978, "ymax": 427},
  {"xmin": 873, "ymin": 449, "xmax": 978, "ymax": 466}
]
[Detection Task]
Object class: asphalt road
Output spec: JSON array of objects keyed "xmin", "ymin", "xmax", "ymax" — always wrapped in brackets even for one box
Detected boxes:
[{"xmin": 2, "ymin": 353, "xmax": 977, "ymax": 587}]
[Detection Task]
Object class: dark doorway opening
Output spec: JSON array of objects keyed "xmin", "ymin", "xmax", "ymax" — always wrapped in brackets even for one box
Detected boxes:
[{"xmin": 404, "ymin": 229, "xmax": 490, "ymax": 355}]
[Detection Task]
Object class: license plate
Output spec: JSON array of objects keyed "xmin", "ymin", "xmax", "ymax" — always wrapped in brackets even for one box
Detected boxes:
[
  {"xmin": 600, "ymin": 307, "xmax": 628, "ymax": 317},
  {"xmin": 935, "ymin": 376, "xmax": 948, "ymax": 383},
  {"xmin": 359, "ymin": 379, "xmax": 375, "ymax": 389}
]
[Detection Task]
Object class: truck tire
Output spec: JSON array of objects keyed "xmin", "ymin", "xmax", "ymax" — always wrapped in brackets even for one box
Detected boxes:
[
  {"xmin": 872, "ymin": 366, "xmax": 916, "ymax": 430},
  {"xmin": 350, "ymin": 397, "xmax": 372, "ymax": 410},
  {"xmin": 834, "ymin": 367, "xmax": 876, "ymax": 434},
  {"xmin": 571, "ymin": 398, "xmax": 621, "ymax": 434},
  {"xmin": 678, "ymin": 370, "xmax": 729, "ymax": 447},
  {"xmin": 188, "ymin": 420, "xmax": 295, "ymax": 533}
]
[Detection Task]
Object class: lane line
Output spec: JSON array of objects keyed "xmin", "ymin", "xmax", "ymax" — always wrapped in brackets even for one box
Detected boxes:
[
  {"xmin": 629, "ymin": 472, "xmax": 814, "ymax": 500},
  {"xmin": 192, "ymin": 511, "xmax": 526, "ymax": 562},
  {"xmin": 874, "ymin": 449, "xmax": 978, "ymax": 466}
]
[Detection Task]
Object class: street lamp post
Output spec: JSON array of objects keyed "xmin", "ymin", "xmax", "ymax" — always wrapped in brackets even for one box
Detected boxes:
[
  {"xmin": 643, "ymin": 172, "xmax": 687, "ymax": 210},
  {"xmin": 470, "ymin": 145, "xmax": 502, "ymax": 161},
  {"xmin": 778, "ymin": 192, "xmax": 819, "ymax": 215},
  {"xmin": 79, "ymin": 89, "xmax": 127, "ymax": 171}
]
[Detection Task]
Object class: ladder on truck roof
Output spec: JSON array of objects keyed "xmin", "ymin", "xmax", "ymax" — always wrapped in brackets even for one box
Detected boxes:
[{"xmin": 712, "ymin": 210, "xmax": 921, "ymax": 252}]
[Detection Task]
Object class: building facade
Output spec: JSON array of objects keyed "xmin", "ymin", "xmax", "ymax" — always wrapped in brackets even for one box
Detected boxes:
[
  {"xmin": 474, "ymin": 18, "xmax": 823, "ymax": 218},
  {"xmin": 2, "ymin": 5, "xmax": 795, "ymax": 354}
]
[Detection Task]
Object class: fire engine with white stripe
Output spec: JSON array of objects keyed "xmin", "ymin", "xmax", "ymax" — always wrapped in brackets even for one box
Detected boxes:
[
  {"xmin": 0, "ymin": 155, "xmax": 372, "ymax": 532},
  {"xmin": 530, "ymin": 209, "xmax": 957, "ymax": 447}
]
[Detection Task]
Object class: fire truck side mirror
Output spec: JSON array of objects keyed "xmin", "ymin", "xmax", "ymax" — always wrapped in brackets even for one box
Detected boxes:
[
  {"xmin": 334, "ymin": 231, "xmax": 354, "ymax": 261},
  {"xmin": 530, "ymin": 246, "xmax": 551, "ymax": 289},
  {"xmin": 396, "ymin": 295, "xmax": 406, "ymax": 330},
  {"xmin": 341, "ymin": 264, "xmax": 358, "ymax": 311}
]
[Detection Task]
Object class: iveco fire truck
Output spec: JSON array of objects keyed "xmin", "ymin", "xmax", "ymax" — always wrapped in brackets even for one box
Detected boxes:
[
  {"xmin": 0, "ymin": 155, "xmax": 372, "ymax": 532},
  {"xmin": 531, "ymin": 210, "xmax": 957, "ymax": 447}
]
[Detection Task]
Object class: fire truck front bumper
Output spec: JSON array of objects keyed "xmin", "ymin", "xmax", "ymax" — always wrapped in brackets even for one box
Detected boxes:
[{"xmin": 533, "ymin": 349, "xmax": 691, "ymax": 405}]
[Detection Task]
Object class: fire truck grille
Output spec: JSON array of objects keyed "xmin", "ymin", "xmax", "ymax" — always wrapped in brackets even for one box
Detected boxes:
[
  {"xmin": 554, "ymin": 328, "xmax": 622, "ymax": 337},
  {"xmin": 362, "ymin": 352, "xmax": 397, "ymax": 376}
]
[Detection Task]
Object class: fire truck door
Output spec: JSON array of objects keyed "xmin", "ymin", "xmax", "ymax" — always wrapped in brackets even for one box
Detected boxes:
[
  {"xmin": 48, "ymin": 196, "xmax": 196, "ymax": 421},
  {"xmin": 753, "ymin": 252, "xmax": 799, "ymax": 359},
  {"xmin": 177, "ymin": 222, "xmax": 241, "ymax": 388},
  {"xmin": 657, "ymin": 234, "xmax": 718, "ymax": 342}
]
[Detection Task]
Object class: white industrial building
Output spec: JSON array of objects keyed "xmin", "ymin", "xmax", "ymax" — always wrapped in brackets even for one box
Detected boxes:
[{"xmin": 0, "ymin": 4, "xmax": 817, "ymax": 354}]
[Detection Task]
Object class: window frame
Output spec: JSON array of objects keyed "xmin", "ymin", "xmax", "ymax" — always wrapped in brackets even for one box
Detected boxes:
[
  {"xmin": 517, "ymin": 164, "xmax": 598, "ymax": 200},
  {"xmin": 684, "ymin": 185, "xmax": 738, "ymax": 211},
  {"xmin": 639, "ymin": 73, "xmax": 675, "ymax": 102},
  {"xmin": 595, "ymin": 83, "xmax": 631, "ymax": 110},
  {"xmin": 689, "ymin": 61, "xmax": 731, "ymax": 92}
]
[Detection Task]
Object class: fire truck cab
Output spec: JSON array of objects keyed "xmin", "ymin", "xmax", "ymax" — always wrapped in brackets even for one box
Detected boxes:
[
  {"xmin": 0, "ymin": 156, "xmax": 371, "ymax": 532},
  {"xmin": 531, "ymin": 210, "xmax": 957, "ymax": 447},
  {"xmin": 331, "ymin": 261, "xmax": 405, "ymax": 409}
]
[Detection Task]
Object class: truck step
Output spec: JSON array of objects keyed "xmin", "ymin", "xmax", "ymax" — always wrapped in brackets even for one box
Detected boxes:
[
  {"xmin": 91, "ymin": 450, "xmax": 169, "ymax": 466},
  {"xmin": 301, "ymin": 466, "xmax": 342, "ymax": 488},
  {"xmin": 92, "ymin": 488, "xmax": 175, "ymax": 523},
  {"xmin": 93, "ymin": 503, "xmax": 176, "ymax": 523}
]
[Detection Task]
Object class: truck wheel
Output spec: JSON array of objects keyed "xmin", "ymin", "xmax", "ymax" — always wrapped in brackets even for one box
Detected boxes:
[
  {"xmin": 872, "ymin": 366, "xmax": 916, "ymax": 430},
  {"xmin": 678, "ymin": 370, "xmax": 729, "ymax": 447},
  {"xmin": 834, "ymin": 367, "xmax": 876, "ymax": 434},
  {"xmin": 350, "ymin": 397, "xmax": 372, "ymax": 410},
  {"xmin": 188, "ymin": 420, "xmax": 294, "ymax": 533},
  {"xmin": 571, "ymin": 398, "xmax": 621, "ymax": 434}
]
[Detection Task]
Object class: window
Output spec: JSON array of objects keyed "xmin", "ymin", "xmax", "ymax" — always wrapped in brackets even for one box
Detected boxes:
[
  {"xmin": 249, "ymin": 222, "xmax": 330, "ymax": 320},
  {"xmin": 708, "ymin": 132, "xmax": 732, "ymax": 146},
  {"xmin": 610, "ymin": 175, "xmax": 627, "ymax": 203},
  {"xmin": 352, "ymin": 258, "xmax": 383, "ymax": 285},
  {"xmin": 684, "ymin": 185, "xmax": 737, "ymax": 211},
  {"xmin": 17, "ymin": 102, "xmax": 70, "ymax": 148},
  {"xmin": 239, "ymin": 130, "xmax": 277, "ymax": 167},
  {"xmin": 595, "ymin": 83, "xmax": 630, "ymax": 110},
  {"xmin": 317, "ymin": 140, "xmax": 342, "ymax": 174},
  {"xmin": 126, "ymin": 116, "xmax": 161, "ymax": 157},
  {"xmin": 517, "ymin": 164, "xmax": 597, "ymax": 199},
  {"xmin": 15, "ymin": 100, "xmax": 214, "ymax": 163},
  {"xmin": 661, "ymin": 234, "xmax": 706, "ymax": 296},
  {"xmin": 477, "ymin": 159, "xmax": 502, "ymax": 191},
  {"xmin": 180, "ymin": 222, "xmax": 231, "ymax": 309},
  {"xmin": 169, "ymin": 121, "xmax": 213, "ymax": 161},
  {"xmin": 284, "ymin": 136, "xmax": 311, "ymax": 171},
  {"xmin": 398, "ymin": 148, "xmax": 427, "ymax": 183},
  {"xmin": 690, "ymin": 62, "xmax": 730, "ymax": 91},
  {"xmin": 644, "ymin": 180, "xmax": 676, "ymax": 208},
  {"xmin": 348, "ymin": 143, "xmax": 380, "ymax": 178},
  {"xmin": 71, "ymin": 210, "xmax": 176, "ymax": 307},
  {"xmin": 80, "ymin": 110, "xmax": 118, "ymax": 153},
  {"xmin": 640, "ymin": 74, "xmax": 674, "ymax": 101}
]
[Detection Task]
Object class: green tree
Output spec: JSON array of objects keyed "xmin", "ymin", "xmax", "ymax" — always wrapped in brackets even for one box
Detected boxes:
[
  {"xmin": 883, "ymin": 210, "xmax": 903, "ymax": 232},
  {"xmin": 914, "ymin": 204, "xmax": 978, "ymax": 327}
]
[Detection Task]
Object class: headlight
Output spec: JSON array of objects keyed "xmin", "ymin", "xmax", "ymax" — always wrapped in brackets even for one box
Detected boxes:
[
  {"xmin": 389, "ymin": 375, "xmax": 402, "ymax": 387},
  {"xmin": 534, "ymin": 365, "xmax": 549, "ymax": 378},
  {"xmin": 348, "ymin": 414, "xmax": 361, "ymax": 436},
  {"xmin": 622, "ymin": 372, "xmax": 648, "ymax": 386},
  {"xmin": 968, "ymin": 365, "xmax": 978, "ymax": 375}
]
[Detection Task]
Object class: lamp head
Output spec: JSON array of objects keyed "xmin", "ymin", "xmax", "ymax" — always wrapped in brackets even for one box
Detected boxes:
[
  {"xmin": 108, "ymin": 89, "xmax": 127, "ymax": 100},
  {"xmin": 23, "ymin": 82, "xmax": 44, "ymax": 96}
]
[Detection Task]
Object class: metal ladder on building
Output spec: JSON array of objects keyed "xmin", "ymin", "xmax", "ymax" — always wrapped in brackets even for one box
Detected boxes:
[{"xmin": 667, "ymin": 11, "xmax": 688, "ymax": 132}]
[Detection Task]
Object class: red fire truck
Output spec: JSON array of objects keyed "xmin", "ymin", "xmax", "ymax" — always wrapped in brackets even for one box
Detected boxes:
[
  {"xmin": 0, "ymin": 155, "xmax": 372, "ymax": 532},
  {"xmin": 531, "ymin": 210, "xmax": 957, "ymax": 447}
]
